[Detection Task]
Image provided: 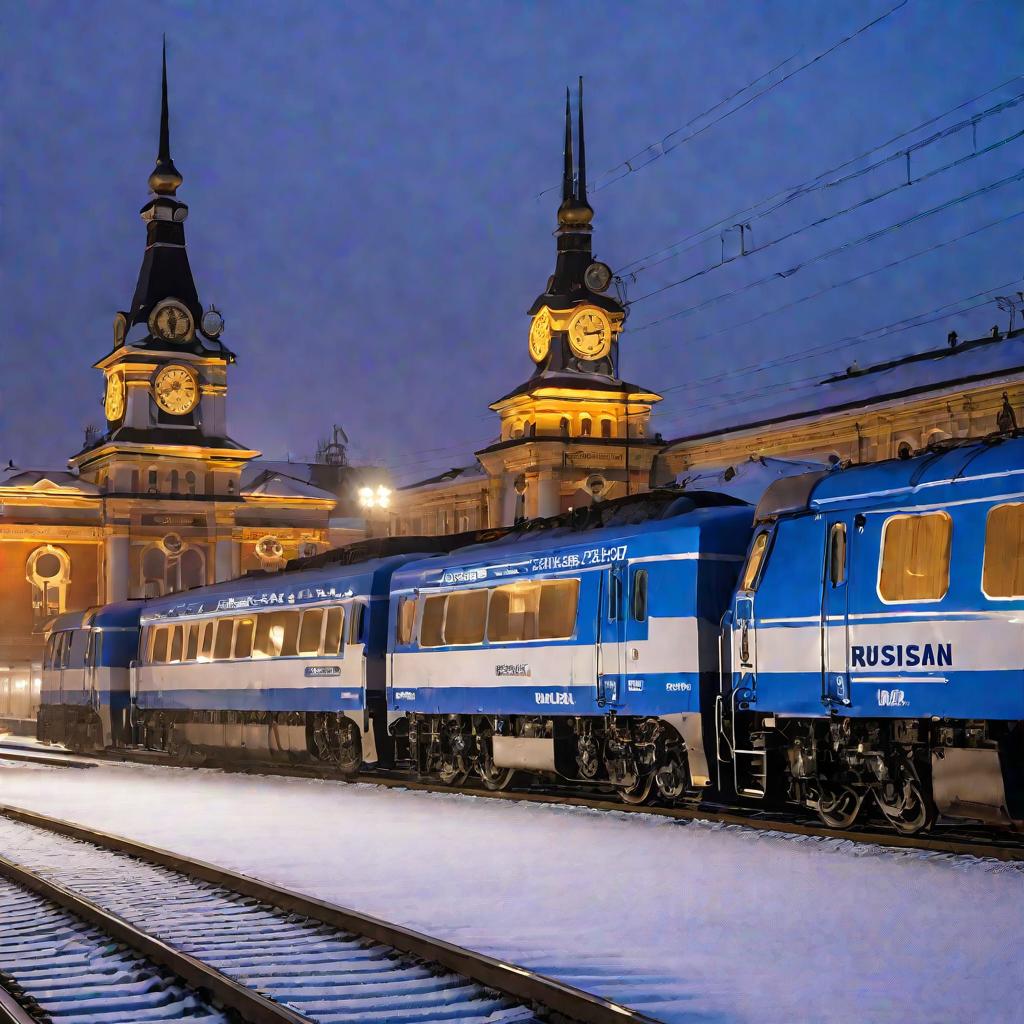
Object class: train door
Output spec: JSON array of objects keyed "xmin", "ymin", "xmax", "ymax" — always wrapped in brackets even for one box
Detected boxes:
[
  {"xmin": 822, "ymin": 518, "xmax": 851, "ymax": 707},
  {"xmin": 598, "ymin": 564, "xmax": 626, "ymax": 707}
]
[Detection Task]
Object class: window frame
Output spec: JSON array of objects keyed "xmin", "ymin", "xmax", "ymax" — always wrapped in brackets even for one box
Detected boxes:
[
  {"xmin": 981, "ymin": 502, "xmax": 1024, "ymax": 600},
  {"xmin": 631, "ymin": 568, "xmax": 649, "ymax": 622},
  {"xmin": 876, "ymin": 511, "xmax": 952, "ymax": 605},
  {"xmin": 739, "ymin": 530, "xmax": 772, "ymax": 593}
]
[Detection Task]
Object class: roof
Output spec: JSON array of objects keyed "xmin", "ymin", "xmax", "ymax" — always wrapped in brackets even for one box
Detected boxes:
[
  {"xmin": 241, "ymin": 469, "xmax": 337, "ymax": 502},
  {"xmin": 755, "ymin": 433, "xmax": 1024, "ymax": 520},
  {"xmin": 492, "ymin": 370, "xmax": 660, "ymax": 406},
  {"xmin": 71, "ymin": 427, "xmax": 255, "ymax": 461},
  {"xmin": 0, "ymin": 470, "xmax": 101, "ymax": 496},
  {"xmin": 398, "ymin": 463, "xmax": 487, "ymax": 493},
  {"xmin": 678, "ymin": 455, "xmax": 830, "ymax": 504},
  {"xmin": 665, "ymin": 328, "xmax": 1024, "ymax": 446}
]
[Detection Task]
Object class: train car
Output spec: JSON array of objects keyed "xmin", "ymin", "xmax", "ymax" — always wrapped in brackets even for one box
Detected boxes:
[
  {"xmin": 37, "ymin": 602, "xmax": 141, "ymax": 750},
  {"xmin": 387, "ymin": 493, "xmax": 753, "ymax": 800},
  {"xmin": 135, "ymin": 554, "xmax": 423, "ymax": 770},
  {"xmin": 723, "ymin": 435, "xmax": 1024, "ymax": 833}
]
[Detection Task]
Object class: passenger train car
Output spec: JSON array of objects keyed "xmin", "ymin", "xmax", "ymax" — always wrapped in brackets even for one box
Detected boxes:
[
  {"xmin": 37, "ymin": 602, "xmax": 141, "ymax": 750},
  {"xmin": 723, "ymin": 435, "xmax": 1024, "ymax": 832},
  {"xmin": 35, "ymin": 435, "xmax": 1024, "ymax": 835},
  {"xmin": 387, "ymin": 493, "xmax": 753, "ymax": 799},
  {"xmin": 135, "ymin": 553, "xmax": 423, "ymax": 770}
]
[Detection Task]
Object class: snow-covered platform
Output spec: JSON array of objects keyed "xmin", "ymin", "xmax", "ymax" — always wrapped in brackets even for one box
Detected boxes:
[{"xmin": 0, "ymin": 758, "xmax": 1020, "ymax": 1023}]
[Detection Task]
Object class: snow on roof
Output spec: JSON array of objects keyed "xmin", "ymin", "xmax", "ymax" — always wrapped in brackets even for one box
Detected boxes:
[
  {"xmin": 398, "ymin": 463, "xmax": 487, "ymax": 493},
  {"xmin": 0, "ymin": 470, "xmax": 101, "ymax": 495},
  {"xmin": 678, "ymin": 455, "xmax": 830, "ymax": 504},
  {"xmin": 667, "ymin": 328, "xmax": 1024, "ymax": 445},
  {"xmin": 241, "ymin": 470, "xmax": 337, "ymax": 502}
]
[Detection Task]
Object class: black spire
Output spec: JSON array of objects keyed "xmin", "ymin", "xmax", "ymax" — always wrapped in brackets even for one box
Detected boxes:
[
  {"xmin": 576, "ymin": 76, "xmax": 586, "ymax": 203},
  {"xmin": 149, "ymin": 37, "xmax": 183, "ymax": 196},
  {"xmin": 561, "ymin": 88, "xmax": 574, "ymax": 203}
]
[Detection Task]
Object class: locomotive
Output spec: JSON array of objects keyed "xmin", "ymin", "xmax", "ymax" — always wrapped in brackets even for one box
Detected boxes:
[{"xmin": 37, "ymin": 435, "xmax": 1024, "ymax": 835}]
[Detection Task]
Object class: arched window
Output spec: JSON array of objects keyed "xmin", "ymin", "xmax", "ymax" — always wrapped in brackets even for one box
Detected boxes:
[
  {"xmin": 600, "ymin": 418, "xmax": 613, "ymax": 438},
  {"xmin": 140, "ymin": 539, "xmax": 206, "ymax": 597},
  {"xmin": 579, "ymin": 415, "xmax": 592, "ymax": 437},
  {"xmin": 169, "ymin": 470, "xmax": 179, "ymax": 494},
  {"xmin": 560, "ymin": 417, "xmax": 570, "ymax": 436},
  {"xmin": 179, "ymin": 548, "xmax": 205, "ymax": 589},
  {"xmin": 26, "ymin": 546, "xmax": 71, "ymax": 631},
  {"xmin": 185, "ymin": 471, "xmax": 197, "ymax": 496},
  {"xmin": 511, "ymin": 421, "xmax": 524, "ymax": 440},
  {"xmin": 130, "ymin": 469, "xmax": 140, "ymax": 493},
  {"xmin": 146, "ymin": 467, "xmax": 158, "ymax": 494}
]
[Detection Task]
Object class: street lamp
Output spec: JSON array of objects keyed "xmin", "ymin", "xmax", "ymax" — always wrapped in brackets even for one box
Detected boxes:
[{"xmin": 358, "ymin": 485, "xmax": 391, "ymax": 509}]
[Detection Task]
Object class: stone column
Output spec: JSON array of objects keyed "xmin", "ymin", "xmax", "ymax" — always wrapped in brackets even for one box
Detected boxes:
[
  {"xmin": 500, "ymin": 477, "xmax": 518, "ymax": 527},
  {"xmin": 537, "ymin": 470, "xmax": 560, "ymax": 518},
  {"xmin": 105, "ymin": 534, "xmax": 129, "ymax": 603},
  {"xmin": 215, "ymin": 538, "xmax": 237, "ymax": 583}
]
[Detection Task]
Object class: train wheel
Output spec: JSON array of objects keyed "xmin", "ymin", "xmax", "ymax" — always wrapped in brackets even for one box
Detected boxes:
[
  {"xmin": 876, "ymin": 781, "xmax": 932, "ymax": 835},
  {"xmin": 619, "ymin": 771, "xmax": 655, "ymax": 805},
  {"xmin": 309, "ymin": 714, "xmax": 361, "ymax": 776},
  {"xmin": 480, "ymin": 763, "xmax": 516, "ymax": 791},
  {"xmin": 817, "ymin": 785, "xmax": 862, "ymax": 829}
]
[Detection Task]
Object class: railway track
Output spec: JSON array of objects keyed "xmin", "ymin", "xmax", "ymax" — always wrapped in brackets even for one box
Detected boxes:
[
  {"xmin": 3, "ymin": 738, "xmax": 1022, "ymax": 861},
  {"xmin": 0, "ymin": 806, "xmax": 655, "ymax": 1024}
]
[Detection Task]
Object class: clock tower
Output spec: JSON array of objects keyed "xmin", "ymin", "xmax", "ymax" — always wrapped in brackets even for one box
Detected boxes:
[{"xmin": 476, "ymin": 80, "xmax": 662, "ymax": 525}]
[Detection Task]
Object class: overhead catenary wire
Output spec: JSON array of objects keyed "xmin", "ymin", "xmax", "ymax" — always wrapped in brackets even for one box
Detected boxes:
[
  {"xmin": 559, "ymin": 0, "xmax": 911, "ymax": 198},
  {"xmin": 628, "ymin": 176, "xmax": 1024, "ymax": 332},
  {"xmin": 614, "ymin": 75, "xmax": 1024, "ymax": 280}
]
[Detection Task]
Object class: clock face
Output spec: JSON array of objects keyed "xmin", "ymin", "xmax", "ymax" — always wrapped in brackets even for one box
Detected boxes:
[
  {"xmin": 584, "ymin": 261, "xmax": 613, "ymax": 293},
  {"xmin": 567, "ymin": 306, "xmax": 613, "ymax": 360},
  {"xmin": 153, "ymin": 365, "xmax": 199, "ymax": 415},
  {"xmin": 149, "ymin": 300, "xmax": 194, "ymax": 343},
  {"xmin": 104, "ymin": 372, "xmax": 125, "ymax": 422},
  {"xmin": 529, "ymin": 308, "xmax": 552, "ymax": 363},
  {"xmin": 113, "ymin": 312, "xmax": 127, "ymax": 348}
]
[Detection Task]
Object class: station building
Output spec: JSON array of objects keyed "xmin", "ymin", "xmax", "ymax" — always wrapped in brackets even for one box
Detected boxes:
[{"xmin": 0, "ymin": 55, "xmax": 384, "ymax": 730}]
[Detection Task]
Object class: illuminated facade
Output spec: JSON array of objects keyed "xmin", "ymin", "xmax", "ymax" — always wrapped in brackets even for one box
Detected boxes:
[
  {"xmin": 0, "ymin": 51, "xmax": 343, "ymax": 728},
  {"xmin": 393, "ymin": 81, "xmax": 663, "ymax": 534}
]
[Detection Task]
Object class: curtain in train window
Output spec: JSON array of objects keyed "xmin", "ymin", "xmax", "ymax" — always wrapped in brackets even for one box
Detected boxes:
[
  {"xmin": 213, "ymin": 619, "xmax": 234, "ymax": 660},
  {"xmin": 878, "ymin": 513, "xmax": 951, "ymax": 602},
  {"xmin": 444, "ymin": 589, "xmax": 487, "ymax": 645},
  {"xmin": 298, "ymin": 610, "xmax": 324, "ymax": 656},
  {"xmin": 150, "ymin": 627, "xmax": 169, "ymax": 664},
  {"xmin": 538, "ymin": 579, "xmax": 579, "ymax": 638},
  {"xmin": 487, "ymin": 583, "xmax": 540, "ymax": 642},
  {"xmin": 199, "ymin": 621, "xmax": 215, "ymax": 661},
  {"xmin": 983, "ymin": 503, "xmax": 1024, "ymax": 597},
  {"xmin": 184, "ymin": 623, "xmax": 200, "ymax": 662},
  {"xmin": 168, "ymin": 625, "xmax": 184, "ymax": 663},
  {"xmin": 419, "ymin": 595, "xmax": 446, "ymax": 648},
  {"xmin": 233, "ymin": 618, "xmax": 255, "ymax": 659},
  {"xmin": 396, "ymin": 598, "xmax": 416, "ymax": 646},
  {"xmin": 323, "ymin": 607, "xmax": 345, "ymax": 655}
]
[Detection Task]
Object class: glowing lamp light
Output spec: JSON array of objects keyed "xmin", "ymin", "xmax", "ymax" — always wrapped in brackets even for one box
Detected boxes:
[{"xmin": 359, "ymin": 485, "xmax": 391, "ymax": 511}]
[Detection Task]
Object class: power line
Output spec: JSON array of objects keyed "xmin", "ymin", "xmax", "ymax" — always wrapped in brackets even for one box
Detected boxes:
[
  {"xmin": 651, "ymin": 276, "xmax": 1024, "ymax": 400},
  {"xmin": 628, "ymin": 174, "xmax": 1024, "ymax": 330},
  {"xmin": 616, "ymin": 82, "xmax": 1024, "ymax": 281},
  {"xmin": 572, "ymin": 0, "xmax": 910, "ymax": 197}
]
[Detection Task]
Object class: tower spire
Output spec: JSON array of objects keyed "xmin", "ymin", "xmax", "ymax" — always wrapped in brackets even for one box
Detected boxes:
[
  {"xmin": 576, "ymin": 76, "xmax": 586, "ymax": 203},
  {"xmin": 561, "ymin": 87, "xmax": 574, "ymax": 203},
  {"xmin": 149, "ymin": 37, "xmax": 183, "ymax": 196}
]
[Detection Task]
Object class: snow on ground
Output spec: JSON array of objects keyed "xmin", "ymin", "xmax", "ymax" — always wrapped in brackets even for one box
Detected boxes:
[{"xmin": 0, "ymin": 755, "xmax": 1021, "ymax": 1024}]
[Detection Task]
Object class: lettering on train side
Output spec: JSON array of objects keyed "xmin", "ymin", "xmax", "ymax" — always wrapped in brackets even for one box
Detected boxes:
[
  {"xmin": 665, "ymin": 682, "xmax": 692, "ymax": 692},
  {"xmin": 305, "ymin": 665, "xmax": 341, "ymax": 677},
  {"xmin": 393, "ymin": 690, "xmax": 416, "ymax": 701},
  {"xmin": 534, "ymin": 691, "xmax": 575, "ymax": 705},
  {"xmin": 850, "ymin": 643, "xmax": 952, "ymax": 669},
  {"xmin": 877, "ymin": 688, "xmax": 909, "ymax": 708},
  {"xmin": 496, "ymin": 664, "xmax": 531, "ymax": 677}
]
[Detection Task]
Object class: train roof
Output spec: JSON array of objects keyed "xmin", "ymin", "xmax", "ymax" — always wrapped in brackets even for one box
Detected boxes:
[
  {"xmin": 140, "ymin": 551, "xmax": 428, "ymax": 623},
  {"xmin": 92, "ymin": 601, "xmax": 144, "ymax": 629},
  {"xmin": 392, "ymin": 493, "xmax": 753, "ymax": 590},
  {"xmin": 47, "ymin": 608, "xmax": 96, "ymax": 633},
  {"xmin": 756, "ymin": 433, "xmax": 1024, "ymax": 520}
]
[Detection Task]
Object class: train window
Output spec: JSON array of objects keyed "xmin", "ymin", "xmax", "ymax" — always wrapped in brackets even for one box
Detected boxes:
[
  {"xmin": 538, "ymin": 579, "xmax": 579, "ymax": 639},
  {"xmin": 213, "ymin": 619, "xmax": 234, "ymax": 660},
  {"xmin": 234, "ymin": 618, "xmax": 255, "ymax": 659},
  {"xmin": 608, "ymin": 574, "xmax": 621, "ymax": 621},
  {"xmin": 348, "ymin": 602, "xmax": 366, "ymax": 645},
  {"xmin": 396, "ymin": 598, "xmax": 416, "ymax": 646},
  {"xmin": 443, "ymin": 589, "xmax": 487, "ymax": 645},
  {"xmin": 198, "ymin": 621, "xmax": 214, "ymax": 662},
  {"xmin": 184, "ymin": 623, "xmax": 199, "ymax": 662},
  {"xmin": 323, "ymin": 607, "xmax": 344, "ymax": 656},
  {"xmin": 878, "ymin": 512, "xmax": 951, "ymax": 602},
  {"xmin": 168, "ymin": 625, "xmax": 184, "ymax": 663},
  {"xmin": 90, "ymin": 631, "xmax": 103, "ymax": 669},
  {"xmin": 740, "ymin": 532, "xmax": 770, "ymax": 591},
  {"xmin": 632, "ymin": 570, "xmax": 648, "ymax": 621},
  {"xmin": 298, "ymin": 610, "xmax": 324, "ymax": 656},
  {"xmin": 983, "ymin": 503, "xmax": 1024, "ymax": 598},
  {"xmin": 148, "ymin": 628, "xmax": 166, "ymax": 664},
  {"xmin": 829, "ymin": 524, "xmax": 847, "ymax": 587},
  {"xmin": 487, "ymin": 584, "xmax": 536, "ymax": 642},
  {"xmin": 254, "ymin": 611, "xmax": 299, "ymax": 658},
  {"xmin": 419, "ymin": 595, "xmax": 446, "ymax": 648}
]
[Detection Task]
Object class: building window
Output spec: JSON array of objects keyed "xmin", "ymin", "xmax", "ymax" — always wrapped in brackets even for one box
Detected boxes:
[
  {"xmin": 185, "ymin": 471, "xmax": 197, "ymax": 495},
  {"xmin": 140, "ymin": 539, "xmax": 206, "ymax": 597},
  {"xmin": 255, "ymin": 535, "xmax": 286, "ymax": 571},
  {"xmin": 26, "ymin": 546, "xmax": 71, "ymax": 631},
  {"xmin": 878, "ymin": 513, "xmax": 951, "ymax": 602},
  {"xmin": 983, "ymin": 504, "xmax": 1024, "ymax": 598},
  {"xmin": 560, "ymin": 416, "xmax": 570, "ymax": 437},
  {"xmin": 169, "ymin": 469, "xmax": 179, "ymax": 494},
  {"xmin": 147, "ymin": 467, "xmax": 158, "ymax": 494},
  {"xmin": 580, "ymin": 416, "xmax": 592, "ymax": 437},
  {"xmin": 600, "ymin": 418, "xmax": 613, "ymax": 438}
]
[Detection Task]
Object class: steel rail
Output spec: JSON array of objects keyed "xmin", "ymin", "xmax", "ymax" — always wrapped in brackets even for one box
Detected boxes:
[
  {"xmin": 0, "ymin": 805, "xmax": 660, "ymax": 1024},
  {"xmin": 5, "ymin": 739, "xmax": 1021, "ymax": 861},
  {"xmin": 0, "ymin": 986, "xmax": 35, "ymax": 1024},
  {"xmin": 0, "ymin": 849, "xmax": 309, "ymax": 1024},
  {"xmin": 0, "ymin": 749, "xmax": 93, "ymax": 770}
]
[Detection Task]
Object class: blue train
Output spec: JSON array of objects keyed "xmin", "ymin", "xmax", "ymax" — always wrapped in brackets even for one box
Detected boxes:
[{"xmin": 37, "ymin": 436, "xmax": 1024, "ymax": 834}]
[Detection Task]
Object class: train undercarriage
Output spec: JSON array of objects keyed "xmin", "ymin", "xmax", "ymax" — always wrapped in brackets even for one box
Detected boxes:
[
  {"xmin": 400, "ymin": 713, "xmax": 703, "ymax": 804},
  {"xmin": 730, "ymin": 712, "xmax": 1024, "ymax": 834}
]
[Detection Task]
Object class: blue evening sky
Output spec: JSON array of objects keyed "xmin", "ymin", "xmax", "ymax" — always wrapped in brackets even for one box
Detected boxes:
[{"xmin": 2, "ymin": 1, "xmax": 1022, "ymax": 480}]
